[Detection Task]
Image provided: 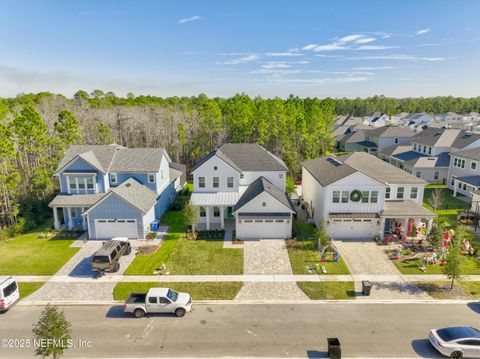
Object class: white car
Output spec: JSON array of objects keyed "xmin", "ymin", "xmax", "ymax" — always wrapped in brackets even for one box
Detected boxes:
[
  {"xmin": 0, "ymin": 277, "xmax": 20, "ymax": 312},
  {"xmin": 429, "ymin": 326, "xmax": 480, "ymax": 358}
]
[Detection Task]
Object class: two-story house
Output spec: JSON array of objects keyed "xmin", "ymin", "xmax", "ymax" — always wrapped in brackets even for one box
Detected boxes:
[
  {"xmin": 302, "ymin": 152, "xmax": 435, "ymax": 240},
  {"xmin": 189, "ymin": 143, "xmax": 295, "ymax": 240},
  {"xmin": 363, "ymin": 112, "xmax": 389, "ymax": 128},
  {"xmin": 379, "ymin": 128, "xmax": 480, "ymax": 184},
  {"xmin": 49, "ymin": 144, "xmax": 184, "ymax": 240},
  {"xmin": 405, "ymin": 113, "xmax": 433, "ymax": 128},
  {"xmin": 447, "ymin": 147, "xmax": 480, "ymax": 197},
  {"xmin": 354, "ymin": 126, "xmax": 415, "ymax": 155}
]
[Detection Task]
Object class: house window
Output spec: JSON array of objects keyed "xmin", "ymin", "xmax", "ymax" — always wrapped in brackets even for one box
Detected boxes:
[
  {"xmin": 413, "ymin": 144, "xmax": 417, "ymax": 151},
  {"xmin": 385, "ymin": 187, "xmax": 390, "ymax": 199},
  {"xmin": 279, "ymin": 173, "xmax": 283, "ymax": 179},
  {"xmin": 148, "ymin": 173, "xmax": 156, "ymax": 183},
  {"xmin": 262, "ymin": 202, "xmax": 266, "ymax": 207},
  {"xmin": 397, "ymin": 187, "xmax": 404, "ymax": 199},
  {"xmin": 240, "ymin": 173, "xmax": 244, "ymax": 179},
  {"xmin": 394, "ymin": 138, "xmax": 399, "ymax": 144},
  {"xmin": 428, "ymin": 147, "xmax": 432, "ymax": 155},
  {"xmin": 423, "ymin": 145, "xmax": 427, "ymax": 153},
  {"xmin": 416, "ymin": 171, "xmax": 421, "ymax": 178},
  {"xmin": 78, "ymin": 178, "xmax": 85, "ymax": 190},
  {"xmin": 86, "ymin": 177, "xmax": 94, "ymax": 189},
  {"xmin": 370, "ymin": 191, "xmax": 378, "ymax": 203},
  {"xmin": 213, "ymin": 177, "xmax": 219, "ymax": 188},
  {"xmin": 361, "ymin": 191, "xmax": 369, "ymax": 203},
  {"xmin": 434, "ymin": 171, "xmax": 439, "ymax": 180},
  {"xmin": 199, "ymin": 177, "xmax": 205, "ymax": 188},
  {"xmin": 472, "ymin": 162, "xmax": 477, "ymax": 171},
  {"xmin": 199, "ymin": 207, "xmax": 206, "ymax": 217},
  {"xmin": 463, "ymin": 183, "xmax": 467, "ymax": 190},
  {"xmin": 410, "ymin": 187, "xmax": 418, "ymax": 199},
  {"xmin": 69, "ymin": 177, "xmax": 77, "ymax": 190},
  {"xmin": 213, "ymin": 207, "xmax": 220, "ymax": 217},
  {"xmin": 161, "ymin": 170, "xmax": 164, "ymax": 180},
  {"xmin": 213, "ymin": 166, "xmax": 218, "ymax": 171},
  {"xmin": 458, "ymin": 181, "xmax": 462, "ymax": 189},
  {"xmin": 332, "ymin": 191, "xmax": 340, "ymax": 203},
  {"xmin": 451, "ymin": 176, "xmax": 456, "ymax": 186},
  {"xmin": 454, "ymin": 158, "xmax": 458, "ymax": 167},
  {"xmin": 110, "ymin": 173, "xmax": 117, "ymax": 184},
  {"xmin": 341, "ymin": 191, "xmax": 349, "ymax": 203},
  {"xmin": 227, "ymin": 177, "xmax": 234, "ymax": 188}
]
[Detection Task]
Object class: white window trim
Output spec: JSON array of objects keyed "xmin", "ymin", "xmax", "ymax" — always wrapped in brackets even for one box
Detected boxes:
[
  {"xmin": 198, "ymin": 176, "xmax": 206, "ymax": 188},
  {"xmin": 148, "ymin": 173, "xmax": 156, "ymax": 183},
  {"xmin": 110, "ymin": 173, "xmax": 117, "ymax": 184}
]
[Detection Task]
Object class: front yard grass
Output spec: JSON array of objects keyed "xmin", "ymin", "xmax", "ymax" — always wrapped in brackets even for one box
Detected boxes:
[
  {"xmin": 125, "ymin": 210, "xmax": 244, "ymax": 275},
  {"xmin": 415, "ymin": 281, "xmax": 480, "ymax": 299},
  {"xmin": 113, "ymin": 282, "xmax": 243, "ymax": 300},
  {"xmin": 0, "ymin": 226, "xmax": 79, "ymax": 275},
  {"xmin": 287, "ymin": 221, "xmax": 350, "ymax": 275},
  {"xmin": 297, "ymin": 281, "xmax": 355, "ymax": 300},
  {"xmin": 423, "ymin": 185, "xmax": 470, "ymax": 228},
  {"xmin": 18, "ymin": 282, "xmax": 45, "ymax": 299},
  {"xmin": 394, "ymin": 256, "xmax": 480, "ymax": 275}
]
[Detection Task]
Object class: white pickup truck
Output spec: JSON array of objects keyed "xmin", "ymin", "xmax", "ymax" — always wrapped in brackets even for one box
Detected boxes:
[{"xmin": 123, "ymin": 288, "xmax": 192, "ymax": 318}]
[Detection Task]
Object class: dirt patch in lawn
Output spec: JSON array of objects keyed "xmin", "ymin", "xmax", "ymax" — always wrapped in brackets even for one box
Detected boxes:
[
  {"xmin": 415, "ymin": 281, "xmax": 479, "ymax": 299},
  {"xmin": 136, "ymin": 245, "xmax": 160, "ymax": 256}
]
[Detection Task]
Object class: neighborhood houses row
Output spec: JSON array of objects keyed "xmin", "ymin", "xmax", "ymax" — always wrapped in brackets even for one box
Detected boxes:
[{"xmin": 55, "ymin": 130, "xmax": 480, "ymax": 241}]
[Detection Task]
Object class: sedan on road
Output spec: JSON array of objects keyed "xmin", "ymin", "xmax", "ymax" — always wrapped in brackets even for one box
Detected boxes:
[{"xmin": 429, "ymin": 326, "xmax": 480, "ymax": 358}]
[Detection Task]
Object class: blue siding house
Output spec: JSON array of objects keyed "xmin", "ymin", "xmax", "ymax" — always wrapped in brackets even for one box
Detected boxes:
[{"xmin": 49, "ymin": 144, "xmax": 185, "ymax": 239}]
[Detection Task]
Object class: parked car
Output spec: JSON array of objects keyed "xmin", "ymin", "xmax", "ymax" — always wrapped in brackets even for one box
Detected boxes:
[
  {"xmin": 123, "ymin": 288, "xmax": 192, "ymax": 318},
  {"xmin": 0, "ymin": 277, "xmax": 20, "ymax": 312},
  {"xmin": 91, "ymin": 238, "xmax": 131, "ymax": 273},
  {"xmin": 429, "ymin": 326, "xmax": 480, "ymax": 358}
]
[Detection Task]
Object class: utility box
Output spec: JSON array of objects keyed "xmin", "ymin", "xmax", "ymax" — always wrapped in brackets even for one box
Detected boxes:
[
  {"xmin": 327, "ymin": 337, "xmax": 341, "ymax": 359},
  {"xmin": 362, "ymin": 280, "xmax": 372, "ymax": 296}
]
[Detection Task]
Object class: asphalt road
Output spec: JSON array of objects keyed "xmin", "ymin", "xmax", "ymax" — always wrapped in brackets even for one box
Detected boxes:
[{"xmin": 0, "ymin": 302, "xmax": 479, "ymax": 358}]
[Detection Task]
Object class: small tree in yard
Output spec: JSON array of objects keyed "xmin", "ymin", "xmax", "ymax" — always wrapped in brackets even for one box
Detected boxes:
[
  {"xmin": 443, "ymin": 227, "xmax": 467, "ymax": 290},
  {"xmin": 32, "ymin": 304, "xmax": 72, "ymax": 359},
  {"xmin": 184, "ymin": 203, "xmax": 198, "ymax": 232},
  {"xmin": 314, "ymin": 221, "xmax": 330, "ymax": 250},
  {"xmin": 427, "ymin": 224, "xmax": 444, "ymax": 249},
  {"xmin": 428, "ymin": 188, "xmax": 443, "ymax": 211}
]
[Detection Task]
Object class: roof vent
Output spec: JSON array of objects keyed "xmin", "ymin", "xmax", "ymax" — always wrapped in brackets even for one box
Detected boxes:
[
  {"xmin": 125, "ymin": 183, "xmax": 131, "ymax": 187},
  {"xmin": 327, "ymin": 156, "xmax": 343, "ymax": 167}
]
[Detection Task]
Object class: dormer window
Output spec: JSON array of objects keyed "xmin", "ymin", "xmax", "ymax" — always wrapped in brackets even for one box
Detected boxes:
[
  {"xmin": 279, "ymin": 173, "xmax": 284, "ymax": 179},
  {"xmin": 148, "ymin": 173, "xmax": 156, "ymax": 183},
  {"xmin": 110, "ymin": 173, "xmax": 117, "ymax": 184}
]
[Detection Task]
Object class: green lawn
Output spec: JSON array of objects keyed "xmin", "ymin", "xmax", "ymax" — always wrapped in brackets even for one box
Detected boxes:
[
  {"xmin": 394, "ymin": 256, "xmax": 480, "ymax": 275},
  {"xmin": 297, "ymin": 281, "xmax": 355, "ymax": 300},
  {"xmin": 0, "ymin": 226, "xmax": 79, "ymax": 275},
  {"xmin": 113, "ymin": 282, "xmax": 243, "ymax": 300},
  {"xmin": 287, "ymin": 221, "xmax": 350, "ymax": 275},
  {"xmin": 18, "ymin": 282, "xmax": 45, "ymax": 299},
  {"xmin": 125, "ymin": 210, "xmax": 243, "ymax": 275},
  {"xmin": 415, "ymin": 281, "xmax": 480, "ymax": 299},
  {"xmin": 423, "ymin": 185, "xmax": 470, "ymax": 228}
]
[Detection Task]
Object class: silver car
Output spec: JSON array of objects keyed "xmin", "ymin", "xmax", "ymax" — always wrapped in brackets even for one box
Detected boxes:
[{"xmin": 429, "ymin": 326, "xmax": 480, "ymax": 358}]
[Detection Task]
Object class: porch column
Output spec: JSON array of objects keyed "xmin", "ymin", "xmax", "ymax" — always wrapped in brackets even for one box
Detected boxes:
[
  {"xmin": 427, "ymin": 218, "xmax": 433, "ymax": 235},
  {"xmin": 53, "ymin": 207, "xmax": 60, "ymax": 230},
  {"xmin": 453, "ymin": 179, "xmax": 458, "ymax": 197},
  {"xmin": 380, "ymin": 217, "xmax": 386, "ymax": 239},
  {"xmin": 67, "ymin": 207, "xmax": 73, "ymax": 230},
  {"xmin": 206, "ymin": 206, "xmax": 210, "ymax": 230},
  {"xmin": 220, "ymin": 206, "xmax": 224, "ymax": 230},
  {"xmin": 82, "ymin": 208, "xmax": 87, "ymax": 231}
]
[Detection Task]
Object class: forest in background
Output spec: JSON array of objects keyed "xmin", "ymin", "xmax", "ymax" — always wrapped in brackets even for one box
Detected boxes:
[{"xmin": 1, "ymin": 90, "xmax": 480, "ymax": 234}]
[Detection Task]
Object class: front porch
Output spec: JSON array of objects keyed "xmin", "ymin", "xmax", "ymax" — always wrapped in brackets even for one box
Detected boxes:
[{"xmin": 190, "ymin": 191, "xmax": 240, "ymax": 230}]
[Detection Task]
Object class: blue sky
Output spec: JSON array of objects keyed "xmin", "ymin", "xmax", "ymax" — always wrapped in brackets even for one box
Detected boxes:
[{"xmin": 1, "ymin": 0, "xmax": 479, "ymax": 98}]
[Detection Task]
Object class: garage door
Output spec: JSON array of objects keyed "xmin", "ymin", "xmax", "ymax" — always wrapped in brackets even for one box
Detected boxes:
[
  {"xmin": 237, "ymin": 218, "xmax": 291, "ymax": 239},
  {"xmin": 331, "ymin": 219, "xmax": 374, "ymax": 240},
  {"xmin": 94, "ymin": 219, "xmax": 138, "ymax": 240}
]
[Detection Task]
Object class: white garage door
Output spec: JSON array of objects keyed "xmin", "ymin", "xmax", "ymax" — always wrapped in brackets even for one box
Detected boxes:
[
  {"xmin": 331, "ymin": 219, "xmax": 374, "ymax": 240},
  {"xmin": 237, "ymin": 218, "xmax": 291, "ymax": 239},
  {"xmin": 94, "ymin": 219, "xmax": 138, "ymax": 240}
]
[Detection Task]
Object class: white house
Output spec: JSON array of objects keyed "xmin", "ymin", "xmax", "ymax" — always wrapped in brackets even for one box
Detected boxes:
[
  {"xmin": 190, "ymin": 143, "xmax": 295, "ymax": 240},
  {"xmin": 363, "ymin": 112, "xmax": 388, "ymax": 128},
  {"xmin": 447, "ymin": 147, "xmax": 480, "ymax": 198},
  {"xmin": 302, "ymin": 152, "xmax": 435, "ymax": 240},
  {"xmin": 405, "ymin": 113, "xmax": 433, "ymax": 128}
]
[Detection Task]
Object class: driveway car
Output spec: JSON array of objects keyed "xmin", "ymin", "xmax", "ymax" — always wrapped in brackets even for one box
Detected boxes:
[
  {"xmin": 91, "ymin": 237, "xmax": 131, "ymax": 273},
  {"xmin": 124, "ymin": 287, "xmax": 192, "ymax": 318},
  {"xmin": 429, "ymin": 326, "xmax": 480, "ymax": 358},
  {"xmin": 0, "ymin": 277, "xmax": 20, "ymax": 312}
]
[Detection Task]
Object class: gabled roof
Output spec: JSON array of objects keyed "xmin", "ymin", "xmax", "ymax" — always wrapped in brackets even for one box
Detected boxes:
[
  {"xmin": 411, "ymin": 128, "xmax": 480, "ymax": 148},
  {"xmin": 232, "ymin": 177, "xmax": 294, "ymax": 213},
  {"xmin": 344, "ymin": 130, "xmax": 365, "ymax": 144},
  {"xmin": 405, "ymin": 152, "xmax": 450, "ymax": 168},
  {"xmin": 48, "ymin": 193, "xmax": 107, "ymax": 208},
  {"xmin": 191, "ymin": 143, "xmax": 288, "ymax": 173},
  {"xmin": 303, "ymin": 152, "xmax": 426, "ymax": 186},
  {"xmin": 406, "ymin": 112, "xmax": 431, "ymax": 120},
  {"xmin": 364, "ymin": 126, "xmax": 415, "ymax": 138},
  {"xmin": 55, "ymin": 144, "xmax": 122, "ymax": 174},
  {"xmin": 84, "ymin": 178, "xmax": 158, "ymax": 215},
  {"xmin": 451, "ymin": 147, "xmax": 480, "ymax": 161},
  {"xmin": 356, "ymin": 140, "xmax": 377, "ymax": 148},
  {"xmin": 379, "ymin": 143, "xmax": 412, "ymax": 157}
]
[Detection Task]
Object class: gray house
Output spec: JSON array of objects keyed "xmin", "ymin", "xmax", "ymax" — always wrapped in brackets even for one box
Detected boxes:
[
  {"xmin": 448, "ymin": 147, "xmax": 480, "ymax": 197},
  {"xmin": 49, "ymin": 144, "xmax": 185, "ymax": 239},
  {"xmin": 355, "ymin": 126, "xmax": 415, "ymax": 155}
]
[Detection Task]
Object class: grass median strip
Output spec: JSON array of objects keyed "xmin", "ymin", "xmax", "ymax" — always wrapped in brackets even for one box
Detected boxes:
[
  {"xmin": 113, "ymin": 282, "xmax": 243, "ymax": 301},
  {"xmin": 296, "ymin": 281, "xmax": 355, "ymax": 300},
  {"xmin": 414, "ymin": 281, "xmax": 480, "ymax": 299},
  {"xmin": 18, "ymin": 282, "xmax": 45, "ymax": 299},
  {"xmin": 0, "ymin": 226, "xmax": 79, "ymax": 275}
]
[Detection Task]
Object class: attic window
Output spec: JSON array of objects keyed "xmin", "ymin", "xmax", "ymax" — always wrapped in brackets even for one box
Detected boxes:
[
  {"xmin": 110, "ymin": 173, "xmax": 117, "ymax": 184},
  {"xmin": 148, "ymin": 173, "xmax": 156, "ymax": 183},
  {"xmin": 262, "ymin": 202, "xmax": 266, "ymax": 207},
  {"xmin": 214, "ymin": 166, "xmax": 218, "ymax": 171}
]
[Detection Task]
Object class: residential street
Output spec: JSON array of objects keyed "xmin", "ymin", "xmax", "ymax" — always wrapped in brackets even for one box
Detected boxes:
[{"xmin": 1, "ymin": 302, "xmax": 479, "ymax": 358}]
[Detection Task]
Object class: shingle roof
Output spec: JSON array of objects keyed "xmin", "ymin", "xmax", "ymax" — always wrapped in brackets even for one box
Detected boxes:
[
  {"xmin": 48, "ymin": 193, "xmax": 107, "ymax": 207},
  {"xmin": 344, "ymin": 130, "xmax": 365, "ymax": 144},
  {"xmin": 411, "ymin": 128, "xmax": 480, "ymax": 148},
  {"xmin": 379, "ymin": 144, "xmax": 412, "ymax": 157},
  {"xmin": 109, "ymin": 148, "xmax": 166, "ymax": 172},
  {"xmin": 407, "ymin": 112, "xmax": 430, "ymax": 121},
  {"xmin": 451, "ymin": 147, "xmax": 480, "ymax": 161},
  {"xmin": 364, "ymin": 126, "xmax": 415, "ymax": 138},
  {"xmin": 356, "ymin": 140, "xmax": 377, "ymax": 148},
  {"xmin": 233, "ymin": 177, "xmax": 294, "ymax": 213},
  {"xmin": 382, "ymin": 200, "xmax": 436, "ymax": 217},
  {"xmin": 108, "ymin": 178, "xmax": 158, "ymax": 214},
  {"xmin": 405, "ymin": 152, "xmax": 450, "ymax": 168},
  {"xmin": 302, "ymin": 157, "xmax": 358, "ymax": 187},
  {"xmin": 192, "ymin": 143, "xmax": 288, "ymax": 172},
  {"xmin": 456, "ymin": 175, "xmax": 480, "ymax": 187},
  {"xmin": 55, "ymin": 144, "xmax": 121, "ymax": 174}
]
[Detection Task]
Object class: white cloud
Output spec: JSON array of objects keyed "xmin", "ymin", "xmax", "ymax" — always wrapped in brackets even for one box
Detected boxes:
[
  {"xmin": 353, "ymin": 66, "xmax": 398, "ymax": 70},
  {"xmin": 223, "ymin": 54, "xmax": 259, "ymax": 65},
  {"xmin": 356, "ymin": 45, "xmax": 399, "ymax": 50},
  {"xmin": 265, "ymin": 52, "xmax": 304, "ymax": 57},
  {"xmin": 262, "ymin": 63, "xmax": 291, "ymax": 69},
  {"xmin": 346, "ymin": 54, "xmax": 446, "ymax": 61},
  {"xmin": 178, "ymin": 15, "xmax": 201, "ymax": 24},
  {"xmin": 302, "ymin": 44, "xmax": 318, "ymax": 50},
  {"xmin": 416, "ymin": 28, "xmax": 431, "ymax": 35},
  {"xmin": 302, "ymin": 34, "xmax": 389, "ymax": 52},
  {"xmin": 355, "ymin": 37, "xmax": 376, "ymax": 44}
]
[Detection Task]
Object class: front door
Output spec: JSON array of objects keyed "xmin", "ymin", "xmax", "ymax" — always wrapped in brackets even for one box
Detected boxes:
[{"xmin": 226, "ymin": 206, "xmax": 234, "ymax": 219}]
